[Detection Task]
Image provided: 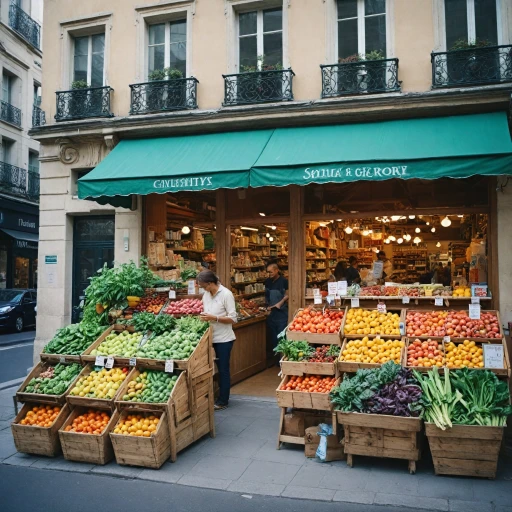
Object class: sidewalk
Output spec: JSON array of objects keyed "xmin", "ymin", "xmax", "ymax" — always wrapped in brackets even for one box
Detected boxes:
[{"xmin": 1, "ymin": 387, "xmax": 511, "ymax": 511}]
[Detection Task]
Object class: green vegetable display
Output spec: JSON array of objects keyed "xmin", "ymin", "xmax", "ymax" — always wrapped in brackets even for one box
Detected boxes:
[
  {"xmin": 274, "ymin": 339, "xmax": 314, "ymax": 361},
  {"xmin": 123, "ymin": 370, "xmax": 178, "ymax": 403},
  {"xmin": 24, "ymin": 363, "xmax": 82, "ymax": 396},
  {"xmin": 90, "ymin": 330, "xmax": 143, "ymax": 358},
  {"xmin": 129, "ymin": 311, "xmax": 176, "ymax": 334},
  {"xmin": 43, "ymin": 322, "xmax": 105, "ymax": 355}
]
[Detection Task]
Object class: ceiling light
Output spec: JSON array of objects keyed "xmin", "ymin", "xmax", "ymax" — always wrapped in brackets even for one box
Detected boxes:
[
  {"xmin": 397, "ymin": 238, "xmax": 403, "ymax": 244},
  {"xmin": 391, "ymin": 216, "xmax": 400, "ymax": 221},
  {"xmin": 415, "ymin": 227, "xmax": 421, "ymax": 233},
  {"xmin": 362, "ymin": 230, "xmax": 369, "ymax": 236},
  {"xmin": 344, "ymin": 226, "xmax": 353, "ymax": 234},
  {"xmin": 403, "ymin": 233, "xmax": 411, "ymax": 242},
  {"xmin": 181, "ymin": 226, "xmax": 191, "ymax": 235},
  {"xmin": 259, "ymin": 212, "xmax": 266, "ymax": 217},
  {"xmin": 384, "ymin": 238, "xmax": 391, "ymax": 244},
  {"xmin": 336, "ymin": 219, "xmax": 342, "ymax": 222},
  {"xmin": 240, "ymin": 226, "xmax": 258, "ymax": 231},
  {"xmin": 268, "ymin": 236, "xmax": 274, "ymax": 242},
  {"xmin": 409, "ymin": 215, "xmax": 415, "ymax": 219},
  {"xmin": 266, "ymin": 233, "xmax": 270, "ymax": 238},
  {"xmin": 457, "ymin": 215, "xmax": 464, "ymax": 218},
  {"xmin": 436, "ymin": 242, "xmax": 441, "ymax": 248},
  {"xmin": 388, "ymin": 235, "xmax": 396, "ymax": 242},
  {"xmin": 431, "ymin": 227, "xmax": 436, "ymax": 233},
  {"xmin": 413, "ymin": 236, "xmax": 421, "ymax": 244},
  {"xmin": 426, "ymin": 221, "xmax": 430, "ymax": 226},
  {"xmin": 441, "ymin": 216, "xmax": 451, "ymax": 227}
]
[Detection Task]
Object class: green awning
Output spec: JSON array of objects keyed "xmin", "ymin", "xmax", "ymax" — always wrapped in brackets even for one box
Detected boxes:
[
  {"xmin": 78, "ymin": 129, "xmax": 274, "ymax": 207},
  {"xmin": 251, "ymin": 112, "xmax": 512, "ymax": 187}
]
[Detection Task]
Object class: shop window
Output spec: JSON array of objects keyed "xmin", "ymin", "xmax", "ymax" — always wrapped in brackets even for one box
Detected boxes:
[
  {"xmin": 0, "ymin": 249, "xmax": 7, "ymax": 289},
  {"xmin": 225, "ymin": 187, "xmax": 290, "ymax": 221},
  {"xmin": 14, "ymin": 256, "xmax": 29, "ymax": 288},
  {"xmin": 73, "ymin": 33, "xmax": 105, "ymax": 87},
  {"xmin": 147, "ymin": 20, "xmax": 187, "ymax": 78}
]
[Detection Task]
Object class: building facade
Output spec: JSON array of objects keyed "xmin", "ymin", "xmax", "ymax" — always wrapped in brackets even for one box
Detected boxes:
[{"xmin": 31, "ymin": 0, "xmax": 512, "ymax": 357}]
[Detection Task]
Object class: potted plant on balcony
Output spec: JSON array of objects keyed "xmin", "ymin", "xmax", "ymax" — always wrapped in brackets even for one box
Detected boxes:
[
  {"xmin": 146, "ymin": 69, "xmax": 166, "ymax": 111},
  {"xmin": 364, "ymin": 50, "xmax": 387, "ymax": 92},
  {"xmin": 337, "ymin": 54, "xmax": 364, "ymax": 94},
  {"xmin": 237, "ymin": 55, "xmax": 284, "ymax": 103}
]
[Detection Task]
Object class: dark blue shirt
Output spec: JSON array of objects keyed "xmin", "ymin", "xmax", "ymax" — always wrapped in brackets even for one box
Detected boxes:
[{"xmin": 265, "ymin": 275, "xmax": 289, "ymax": 310}]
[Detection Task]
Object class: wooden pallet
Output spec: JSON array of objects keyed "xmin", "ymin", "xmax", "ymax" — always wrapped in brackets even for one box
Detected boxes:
[
  {"xmin": 425, "ymin": 422, "xmax": 504, "ymax": 479},
  {"xmin": 337, "ymin": 411, "xmax": 422, "ymax": 474}
]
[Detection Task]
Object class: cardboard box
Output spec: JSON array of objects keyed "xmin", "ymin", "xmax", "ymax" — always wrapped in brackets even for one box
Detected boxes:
[
  {"xmin": 155, "ymin": 243, "xmax": 167, "ymax": 266},
  {"xmin": 283, "ymin": 413, "xmax": 305, "ymax": 437},
  {"xmin": 304, "ymin": 426, "xmax": 345, "ymax": 461}
]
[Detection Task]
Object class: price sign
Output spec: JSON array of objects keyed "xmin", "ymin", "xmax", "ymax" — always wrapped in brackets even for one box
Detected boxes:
[
  {"xmin": 188, "ymin": 280, "xmax": 196, "ymax": 295},
  {"xmin": 350, "ymin": 297, "xmax": 359, "ymax": 308},
  {"xmin": 469, "ymin": 304, "xmax": 481, "ymax": 320},
  {"xmin": 59, "ymin": 356, "xmax": 66, "ymax": 364},
  {"xmin": 377, "ymin": 302, "xmax": 387, "ymax": 314},
  {"xmin": 165, "ymin": 359, "xmax": 174, "ymax": 373},
  {"xmin": 402, "ymin": 296, "xmax": 410, "ymax": 304},
  {"xmin": 435, "ymin": 297, "xmax": 444, "ymax": 307},
  {"xmin": 328, "ymin": 282, "xmax": 338, "ymax": 296},
  {"xmin": 471, "ymin": 297, "xmax": 480, "ymax": 304},
  {"xmin": 483, "ymin": 344, "xmax": 504, "ymax": 369},
  {"xmin": 313, "ymin": 288, "xmax": 321, "ymax": 297},
  {"xmin": 337, "ymin": 281, "xmax": 347, "ymax": 296},
  {"xmin": 169, "ymin": 290, "xmax": 176, "ymax": 299},
  {"xmin": 314, "ymin": 296, "xmax": 323, "ymax": 305},
  {"xmin": 373, "ymin": 260, "xmax": 384, "ymax": 279},
  {"xmin": 399, "ymin": 322, "xmax": 405, "ymax": 336},
  {"xmin": 443, "ymin": 336, "xmax": 451, "ymax": 343},
  {"xmin": 129, "ymin": 357, "xmax": 137, "ymax": 366},
  {"xmin": 326, "ymin": 295, "xmax": 335, "ymax": 306},
  {"xmin": 95, "ymin": 356, "xmax": 105, "ymax": 367},
  {"xmin": 105, "ymin": 356, "xmax": 115, "ymax": 369}
]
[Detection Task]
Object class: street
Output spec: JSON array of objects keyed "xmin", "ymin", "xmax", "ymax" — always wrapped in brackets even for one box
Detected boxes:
[{"xmin": 0, "ymin": 331, "xmax": 35, "ymax": 389}]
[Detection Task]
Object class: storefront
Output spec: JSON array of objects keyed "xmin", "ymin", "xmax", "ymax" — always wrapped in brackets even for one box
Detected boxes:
[{"xmin": 0, "ymin": 198, "xmax": 39, "ymax": 289}]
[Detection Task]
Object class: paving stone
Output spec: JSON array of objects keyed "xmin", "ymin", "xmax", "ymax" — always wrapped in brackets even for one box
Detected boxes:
[
  {"xmin": 0, "ymin": 420, "xmax": 12, "ymax": 431},
  {"xmin": 214, "ymin": 415, "xmax": 254, "ymax": 436},
  {"xmin": 237, "ymin": 418, "xmax": 279, "ymax": 440},
  {"xmin": 252, "ymin": 440, "xmax": 306, "ymax": 466},
  {"xmin": 319, "ymin": 466, "xmax": 370, "ymax": 491},
  {"xmin": 177, "ymin": 474, "xmax": 232, "ymax": 490},
  {"xmin": 374, "ymin": 493, "xmax": 449, "ymax": 511},
  {"xmin": 238, "ymin": 459, "xmax": 301, "ymax": 486},
  {"xmin": 160, "ymin": 447, "xmax": 206, "ymax": 474},
  {"xmin": 138, "ymin": 466, "xmax": 183, "ymax": 484},
  {"xmin": 191, "ymin": 434, "xmax": 266, "ymax": 457},
  {"xmin": 288, "ymin": 464, "xmax": 331, "ymax": 488},
  {"xmin": 495, "ymin": 506, "xmax": 512, "ymax": 512},
  {"xmin": 470, "ymin": 479, "xmax": 512, "ymax": 506},
  {"xmin": 333, "ymin": 490, "xmax": 376, "ymax": 505},
  {"xmin": 90, "ymin": 461, "xmax": 143, "ymax": 479},
  {"xmin": 2, "ymin": 452, "xmax": 39, "ymax": 467},
  {"xmin": 46, "ymin": 457, "xmax": 95, "ymax": 473},
  {"xmin": 0, "ymin": 432, "xmax": 17, "ymax": 461},
  {"xmin": 448, "ymin": 499, "xmax": 492, "ymax": 512},
  {"xmin": 188, "ymin": 454, "xmax": 251, "ymax": 481},
  {"xmin": 227, "ymin": 480, "xmax": 285, "ymax": 497},
  {"xmin": 365, "ymin": 469, "xmax": 419, "ymax": 496},
  {"xmin": 282, "ymin": 485, "xmax": 335, "ymax": 501},
  {"xmin": 417, "ymin": 474, "xmax": 474, "ymax": 501},
  {"xmin": 0, "ymin": 406, "xmax": 16, "ymax": 422}
]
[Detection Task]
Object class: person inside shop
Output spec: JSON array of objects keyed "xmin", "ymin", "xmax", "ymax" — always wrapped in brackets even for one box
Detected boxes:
[
  {"xmin": 346, "ymin": 256, "xmax": 361, "ymax": 286},
  {"xmin": 265, "ymin": 262, "xmax": 289, "ymax": 363},
  {"xmin": 334, "ymin": 258, "xmax": 347, "ymax": 281},
  {"xmin": 377, "ymin": 251, "xmax": 393, "ymax": 282},
  {"xmin": 197, "ymin": 270, "xmax": 237, "ymax": 411},
  {"xmin": 434, "ymin": 263, "xmax": 451, "ymax": 286}
]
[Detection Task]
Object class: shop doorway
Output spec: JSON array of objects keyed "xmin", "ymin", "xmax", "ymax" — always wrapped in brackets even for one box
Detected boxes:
[
  {"xmin": 14, "ymin": 256, "xmax": 29, "ymax": 288},
  {"xmin": 72, "ymin": 216, "xmax": 115, "ymax": 322}
]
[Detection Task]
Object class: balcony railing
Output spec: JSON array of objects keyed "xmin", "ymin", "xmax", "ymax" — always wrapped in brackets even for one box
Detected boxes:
[
  {"xmin": 0, "ymin": 161, "xmax": 38, "ymax": 201},
  {"xmin": 9, "ymin": 1, "xmax": 41, "ymax": 50},
  {"xmin": 321, "ymin": 58, "xmax": 400, "ymax": 98},
  {"xmin": 0, "ymin": 100, "xmax": 22, "ymax": 127},
  {"xmin": 55, "ymin": 86, "xmax": 114, "ymax": 122},
  {"xmin": 129, "ymin": 77, "xmax": 199, "ymax": 114},
  {"xmin": 431, "ymin": 45, "xmax": 512, "ymax": 88},
  {"xmin": 32, "ymin": 105, "xmax": 45, "ymax": 127},
  {"xmin": 27, "ymin": 170, "xmax": 39, "ymax": 200},
  {"xmin": 223, "ymin": 69, "xmax": 295, "ymax": 106}
]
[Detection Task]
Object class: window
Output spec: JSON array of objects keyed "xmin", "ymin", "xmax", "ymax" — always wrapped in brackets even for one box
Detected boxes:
[
  {"xmin": 444, "ymin": 0, "xmax": 498, "ymax": 49},
  {"xmin": 148, "ymin": 20, "xmax": 187, "ymax": 77},
  {"xmin": 33, "ymin": 83, "xmax": 41, "ymax": 106},
  {"xmin": 337, "ymin": 0, "xmax": 387, "ymax": 59},
  {"xmin": 238, "ymin": 8, "xmax": 283, "ymax": 70},
  {"xmin": 2, "ymin": 72, "xmax": 14, "ymax": 104},
  {"xmin": 28, "ymin": 151, "xmax": 39, "ymax": 174},
  {"xmin": 1, "ymin": 139, "xmax": 15, "ymax": 164},
  {"xmin": 73, "ymin": 33, "xmax": 105, "ymax": 87}
]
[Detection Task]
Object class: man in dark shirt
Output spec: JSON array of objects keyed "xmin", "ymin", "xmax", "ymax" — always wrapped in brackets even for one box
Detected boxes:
[
  {"xmin": 346, "ymin": 256, "xmax": 361, "ymax": 286},
  {"xmin": 265, "ymin": 263, "xmax": 289, "ymax": 359}
]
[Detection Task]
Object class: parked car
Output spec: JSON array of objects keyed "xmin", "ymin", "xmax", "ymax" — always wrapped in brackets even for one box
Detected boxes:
[{"xmin": 0, "ymin": 289, "xmax": 37, "ymax": 332}]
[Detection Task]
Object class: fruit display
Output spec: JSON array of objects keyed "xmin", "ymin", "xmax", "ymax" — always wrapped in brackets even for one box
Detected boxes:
[
  {"xmin": 69, "ymin": 367, "xmax": 128, "ymax": 399},
  {"xmin": 445, "ymin": 340, "xmax": 484, "ymax": 368},
  {"xmin": 308, "ymin": 345, "xmax": 340, "ymax": 363},
  {"xmin": 452, "ymin": 287, "xmax": 471, "ymax": 298},
  {"xmin": 42, "ymin": 322, "xmax": 105, "ymax": 356},
  {"xmin": 23, "ymin": 363, "xmax": 82, "ymax": 396},
  {"xmin": 163, "ymin": 298, "xmax": 203, "ymax": 316},
  {"xmin": 359, "ymin": 286, "xmax": 383, "ymax": 297},
  {"xmin": 398, "ymin": 287, "xmax": 421, "ymax": 297},
  {"xmin": 344, "ymin": 309, "xmax": 401, "ymax": 336},
  {"xmin": 90, "ymin": 330, "xmax": 143, "ymax": 358},
  {"xmin": 384, "ymin": 287, "xmax": 400, "ymax": 296},
  {"xmin": 18, "ymin": 405, "xmax": 62, "ymax": 427},
  {"xmin": 340, "ymin": 337, "xmax": 404, "ymax": 365},
  {"xmin": 406, "ymin": 311, "xmax": 448, "ymax": 337},
  {"xmin": 134, "ymin": 294, "xmax": 168, "ymax": 314},
  {"xmin": 406, "ymin": 339, "xmax": 444, "ymax": 368},
  {"xmin": 127, "ymin": 296, "xmax": 141, "ymax": 308},
  {"xmin": 63, "ymin": 409, "xmax": 111, "ymax": 434},
  {"xmin": 122, "ymin": 371, "xmax": 178, "ymax": 403},
  {"xmin": 113, "ymin": 413, "xmax": 160, "ymax": 437},
  {"xmin": 274, "ymin": 339, "xmax": 339, "ymax": 362},
  {"xmin": 288, "ymin": 308, "xmax": 344, "ymax": 334},
  {"xmin": 279, "ymin": 375, "xmax": 337, "ymax": 393}
]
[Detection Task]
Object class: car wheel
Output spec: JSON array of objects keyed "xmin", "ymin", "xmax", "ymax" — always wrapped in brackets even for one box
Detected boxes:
[{"xmin": 14, "ymin": 316, "xmax": 24, "ymax": 333}]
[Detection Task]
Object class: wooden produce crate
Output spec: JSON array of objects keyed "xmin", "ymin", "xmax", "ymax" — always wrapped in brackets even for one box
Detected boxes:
[
  {"xmin": 337, "ymin": 411, "xmax": 423, "ymax": 474},
  {"xmin": 11, "ymin": 403, "xmax": 70, "ymax": 457},
  {"xmin": 58, "ymin": 408, "xmax": 120, "ymax": 465},
  {"xmin": 404, "ymin": 338, "xmax": 446, "ymax": 373},
  {"xmin": 280, "ymin": 357, "xmax": 337, "ymax": 377},
  {"xmin": 110, "ymin": 409, "xmax": 171, "ymax": 469},
  {"xmin": 190, "ymin": 369, "xmax": 215, "ymax": 443},
  {"xmin": 16, "ymin": 362, "xmax": 82, "ymax": 405},
  {"xmin": 344, "ymin": 308, "xmax": 405, "ymax": 339},
  {"xmin": 276, "ymin": 376, "xmax": 339, "ymax": 411},
  {"xmin": 337, "ymin": 337, "xmax": 406, "ymax": 373},
  {"xmin": 286, "ymin": 307, "xmax": 346, "ymax": 344},
  {"xmin": 65, "ymin": 364, "xmax": 126, "ymax": 411},
  {"xmin": 40, "ymin": 353, "xmax": 82, "ymax": 364},
  {"xmin": 425, "ymin": 423, "xmax": 504, "ymax": 478}
]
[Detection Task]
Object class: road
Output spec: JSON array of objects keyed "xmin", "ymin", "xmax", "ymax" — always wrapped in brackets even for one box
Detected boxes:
[
  {"xmin": 0, "ymin": 330, "xmax": 35, "ymax": 388},
  {"xmin": 0, "ymin": 464, "xmax": 419, "ymax": 512}
]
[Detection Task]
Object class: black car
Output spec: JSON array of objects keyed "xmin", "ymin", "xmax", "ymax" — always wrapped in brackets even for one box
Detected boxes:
[{"xmin": 0, "ymin": 289, "xmax": 37, "ymax": 332}]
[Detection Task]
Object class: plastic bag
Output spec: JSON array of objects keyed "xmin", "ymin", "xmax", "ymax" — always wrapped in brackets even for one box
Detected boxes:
[{"xmin": 315, "ymin": 423, "xmax": 333, "ymax": 462}]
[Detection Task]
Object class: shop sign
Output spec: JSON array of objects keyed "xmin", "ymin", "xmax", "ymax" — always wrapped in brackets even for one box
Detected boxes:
[
  {"xmin": 15, "ymin": 240, "xmax": 38, "ymax": 250},
  {"xmin": 483, "ymin": 344, "xmax": 504, "ymax": 369},
  {"xmin": 0, "ymin": 209, "xmax": 38, "ymax": 233},
  {"xmin": 45, "ymin": 255, "xmax": 58, "ymax": 264},
  {"xmin": 153, "ymin": 176, "xmax": 214, "ymax": 191},
  {"xmin": 302, "ymin": 165, "xmax": 408, "ymax": 182}
]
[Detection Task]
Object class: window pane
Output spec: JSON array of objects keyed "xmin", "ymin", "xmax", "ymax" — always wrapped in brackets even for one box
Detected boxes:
[
  {"xmin": 239, "ymin": 11, "xmax": 257, "ymax": 36},
  {"xmin": 74, "ymin": 36, "xmax": 88, "ymax": 56},
  {"xmin": 338, "ymin": 18, "xmax": 358, "ymax": 59},
  {"xmin": 263, "ymin": 8, "xmax": 282, "ymax": 32},
  {"xmin": 263, "ymin": 32, "xmax": 282, "ymax": 66},
  {"xmin": 91, "ymin": 52, "xmax": 104, "ymax": 87},
  {"xmin": 170, "ymin": 42, "xmax": 186, "ymax": 75},
  {"xmin": 92, "ymin": 33, "xmax": 104, "ymax": 54},
  {"xmin": 149, "ymin": 23, "xmax": 165, "ymax": 45},
  {"xmin": 475, "ymin": 0, "xmax": 497, "ymax": 44},
  {"xmin": 365, "ymin": 14, "xmax": 386, "ymax": 55},
  {"xmin": 365, "ymin": 0, "xmax": 385, "ymax": 15},
  {"xmin": 148, "ymin": 45, "xmax": 165, "ymax": 73},
  {"xmin": 170, "ymin": 20, "xmax": 186, "ymax": 43},
  {"xmin": 445, "ymin": 0, "xmax": 468, "ymax": 49},
  {"xmin": 337, "ymin": 0, "xmax": 357, "ymax": 20},
  {"xmin": 73, "ymin": 55, "xmax": 88, "ymax": 82},
  {"xmin": 240, "ymin": 35, "xmax": 257, "ymax": 68}
]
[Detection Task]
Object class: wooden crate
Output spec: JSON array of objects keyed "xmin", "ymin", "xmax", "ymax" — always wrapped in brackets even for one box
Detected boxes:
[
  {"xmin": 344, "ymin": 308, "xmax": 405, "ymax": 339},
  {"xmin": 190, "ymin": 369, "xmax": 215, "ymax": 443},
  {"xmin": 337, "ymin": 337, "xmax": 406, "ymax": 373},
  {"xmin": 404, "ymin": 337, "xmax": 446, "ymax": 373},
  {"xmin": 11, "ymin": 403, "xmax": 70, "ymax": 457},
  {"xmin": 276, "ymin": 376, "xmax": 339, "ymax": 411},
  {"xmin": 286, "ymin": 308, "xmax": 346, "ymax": 344},
  {"xmin": 40, "ymin": 353, "xmax": 82, "ymax": 364},
  {"xmin": 58, "ymin": 408, "xmax": 120, "ymax": 465},
  {"xmin": 110, "ymin": 409, "xmax": 170, "ymax": 469},
  {"xmin": 337, "ymin": 411, "xmax": 422, "ymax": 474},
  {"xmin": 280, "ymin": 357, "xmax": 337, "ymax": 377},
  {"xmin": 425, "ymin": 423, "xmax": 504, "ymax": 478},
  {"xmin": 65, "ymin": 364, "xmax": 126, "ymax": 411},
  {"xmin": 16, "ymin": 362, "xmax": 82, "ymax": 405}
]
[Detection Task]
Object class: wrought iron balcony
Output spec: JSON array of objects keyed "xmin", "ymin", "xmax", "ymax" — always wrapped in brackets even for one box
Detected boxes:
[
  {"xmin": 32, "ymin": 105, "xmax": 45, "ymax": 127},
  {"xmin": 27, "ymin": 170, "xmax": 40, "ymax": 200},
  {"xmin": 129, "ymin": 77, "xmax": 199, "ymax": 114},
  {"xmin": 223, "ymin": 69, "xmax": 295, "ymax": 106},
  {"xmin": 0, "ymin": 100, "xmax": 22, "ymax": 127},
  {"xmin": 55, "ymin": 86, "xmax": 114, "ymax": 122},
  {"xmin": 321, "ymin": 58, "xmax": 400, "ymax": 98},
  {"xmin": 431, "ymin": 45, "xmax": 512, "ymax": 88},
  {"xmin": 9, "ymin": 1, "xmax": 41, "ymax": 50},
  {"xmin": 0, "ymin": 161, "xmax": 29, "ymax": 200}
]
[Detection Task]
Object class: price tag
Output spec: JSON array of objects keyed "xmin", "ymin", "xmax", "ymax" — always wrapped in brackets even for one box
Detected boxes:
[
  {"xmin": 399, "ymin": 322, "xmax": 405, "ymax": 336},
  {"xmin": 326, "ymin": 295, "xmax": 335, "ymax": 306},
  {"xmin": 313, "ymin": 288, "xmax": 321, "ymax": 297},
  {"xmin": 129, "ymin": 357, "xmax": 137, "ymax": 366},
  {"xmin": 165, "ymin": 359, "xmax": 174, "ymax": 373},
  {"xmin": 187, "ymin": 280, "xmax": 196, "ymax": 295},
  {"xmin": 169, "ymin": 290, "xmax": 176, "ymax": 299},
  {"xmin": 469, "ymin": 304, "xmax": 481, "ymax": 320},
  {"xmin": 471, "ymin": 297, "xmax": 480, "ymax": 304},
  {"xmin": 328, "ymin": 282, "xmax": 338, "ymax": 296},
  {"xmin": 443, "ymin": 336, "xmax": 451, "ymax": 343},
  {"xmin": 105, "ymin": 356, "xmax": 115, "ymax": 369},
  {"xmin": 314, "ymin": 296, "xmax": 323, "ymax": 305},
  {"xmin": 375, "ymin": 335, "xmax": 381, "ymax": 340},
  {"xmin": 435, "ymin": 297, "xmax": 444, "ymax": 307},
  {"xmin": 59, "ymin": 356, "xmax": 66, "ymax": 364},
  {"xmin": 95, "ymin": 356, "xmax": 105, "ymax": 367},
  {"xmin": 402, "ymin": 296, "xmax": 410, "ymax": 304},
  {"xmin": 483, "ymin": 344, "xmax": 504, "ymax": 369},
  {"xmin": 377, "ymin": 302, "xmax": 387, "ymax": 314},
  {"xmin": 350, "ymin": 297, "xmax": 359, "ymax": 308},
  {"xmin": 337, "ymin": 281, "xmax": 347, "ymax": 296}
]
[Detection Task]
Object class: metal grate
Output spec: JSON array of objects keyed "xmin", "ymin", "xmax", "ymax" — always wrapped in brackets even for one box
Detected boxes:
[{"xmin": 55, "ymin": 86, "xmax": 114, "ymax": 121}]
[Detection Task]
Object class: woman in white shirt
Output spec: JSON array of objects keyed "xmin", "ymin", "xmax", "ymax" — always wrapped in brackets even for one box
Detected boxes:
[{"xmin": 198, "ymin": 270, "xmax": 237, "ymax": 410}]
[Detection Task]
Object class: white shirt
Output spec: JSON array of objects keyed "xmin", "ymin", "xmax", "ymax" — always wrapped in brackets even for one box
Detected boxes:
[{"xmin": 201, "ymin": 284, "xmax": 237, "ymax": 344}]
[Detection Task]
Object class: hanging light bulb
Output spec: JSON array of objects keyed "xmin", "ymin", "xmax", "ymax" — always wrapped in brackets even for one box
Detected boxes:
[
  {"xmin": 413, "ymin": 236, "xmax": 421, "ymax": 244},
  {"xmin": 397, "ymin": 238, "xmax": 403, "ymax": 244},
  {"xmin": 344, "ymin": 226, "xmax": 353, "ymax": 234},
  {"xmin": 457, "ymin": 215, "xmax": 464, "ymax": 218},
  {"xmin": 436, "ymin": 242, "xmax": 441, "ymax": 248},
  {"xmin": 268, "ymin": 236, "xmax": 274, "ymax": 242},
  {"xmin": 441, "ymin": 216, "xmax": 451, "ymax": 227},
  {"xmin": 362, "ymin": 229, "xmax": 369, "ymax": 237},
  {"xmin": 426, "ymin": 221, "xmax": 430, "ymax": 226},
  {"xmin": 431, "ymin": 227, "xmax": 436, "ymax": 233},
  {"xmin": 181, "ymin": 226, "xmax": 191, "ymax": 235},
  {"xmin": 403, "ymin": 233, "xmax": 411, "ymax": 242},
  {"xmin": 388, "ymin": 235, "xmax": 396, "ymax": 242},
  {"xmin": 408, "ymin": 215, "xmax": 415, "ymax": 219},
  {"xmin": 391, "ymin": 215, "xmax": 400, "ymax": 221},
  {"xmin": 266, "ymin": 233, "xmax": 270, "ymax": 238},
  {"xmin": 384, "ymin": 238, "xmax": 391, "ymax": 244},
  {"xmin": 415, "ymin": 227, "xmax": 421, "ymax": 233},
  {"xmin": 259, "ymin": 212, "xmax": 266, "ymax": 217}
]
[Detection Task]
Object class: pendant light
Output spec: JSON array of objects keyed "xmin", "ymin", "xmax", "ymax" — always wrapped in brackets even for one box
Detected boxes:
[
  {"xmin": 384, "ymin": 238, "xmax": 391, "ymax": 244},
  {"xmin": 344, "ymin": 226, "xmax": 353, "ymax": 234},
  {"xmin": 404, "ymin": 233, "xmax": 411, "ymax": 242},
  {"xmin": 268, "ymin": 236, "xmax": 274, "ymax": 242},
  {"xmin": 426, "ymin": 221, "xmax": 430, "ymax": 226},
  {"xmin": 415, "ymin": 227, "xmax": 421, "ymax": 233},
  {"xmin": 388, "ymin": 235, "xmax": 396, "ymax": 242},
  {"xmin": 408, "ymin": 215, "xmax": 415, "ymax": 219},
  {"xmin": 397, "ymin": 237, "xmax": 403, "ymax": 244},
  {"xmin": 441, "ymin": 216, "xmax": 451, "ymax": 227},
  {"xmin": 413, "ymin": 236, "xmax": 421, "ymax": 244},
  {"xmin": 436, "ymin": 242, "xmax": 441, "ymax": 248},
  {"xmin": 362, "ymin": 229, "xmax": 370, "ymax": 237},
  {"xmin": 181, "ymin": 226, "xmax": 191, "ymax": 235},
  {"xmin": 391, "ymin": 215, "xmax": 400, "ymax": 221},
  {"xmin": 431, "ymin": 226, "xmax": 436, "ymax": 233}
]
